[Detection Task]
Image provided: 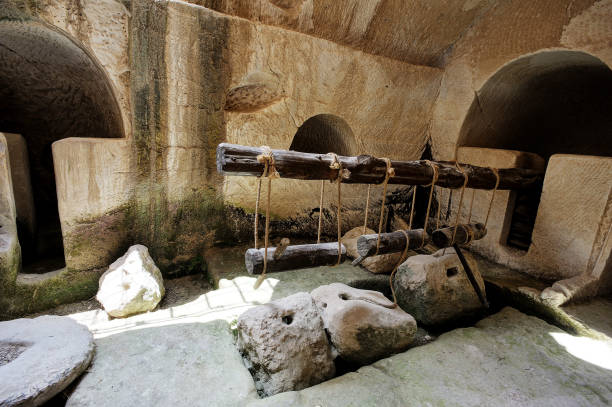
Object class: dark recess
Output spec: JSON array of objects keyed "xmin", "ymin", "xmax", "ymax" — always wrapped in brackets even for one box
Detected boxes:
[{"xmin": 0, "ymin": 19, "xmax": 124, "ymax": 271}]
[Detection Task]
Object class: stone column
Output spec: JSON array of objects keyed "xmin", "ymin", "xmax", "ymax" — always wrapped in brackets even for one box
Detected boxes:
[{"xmin": 3, "ymin": 133, "xmax": 36, "ymax": 240}]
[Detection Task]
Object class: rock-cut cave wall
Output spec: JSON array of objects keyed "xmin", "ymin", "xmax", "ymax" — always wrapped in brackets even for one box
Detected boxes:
[{"xmin": 2, "ymin": 0, "xmax": 612, "ymax": 317}]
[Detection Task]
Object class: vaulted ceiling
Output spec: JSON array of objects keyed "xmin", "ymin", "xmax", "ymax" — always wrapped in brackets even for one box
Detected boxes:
[{"xmin": 189, "ymin": 0, "xmax": 499, "ymax": 67}]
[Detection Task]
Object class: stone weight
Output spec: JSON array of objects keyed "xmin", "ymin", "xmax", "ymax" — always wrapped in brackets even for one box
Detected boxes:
[{"xmin": 393, "ymin": 247, "xmax": 486, "ymax": 325}]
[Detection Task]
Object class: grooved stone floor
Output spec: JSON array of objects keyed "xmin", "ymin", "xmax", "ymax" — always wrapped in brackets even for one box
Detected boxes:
[{"xmin": 63, "ymin": 263, "xmax": 612, "ymax": 406}]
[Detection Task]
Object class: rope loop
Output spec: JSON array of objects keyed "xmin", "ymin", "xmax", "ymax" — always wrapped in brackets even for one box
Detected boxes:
[
  {"xmin": 463, "ymin": 224, "xmax": 475, "ymax": 245},
  {"xmin": 384, "ymin": 158, "xmax": 396, "ymax": 179},
  {"xmin": 420, "ymin": 160, "xmax": 439, "ymax": 248},
  {"xmin": 363, "ymin": 184, "xmax": 372, "ymax": 234},
  {"xmin": 253, "ymin": 159, "xmax": 269, "ymax": 249},
  {"xmin": 423, "ymin": 160, "xmax": 439, "ymax": 187},
  {"xmin": 325, "ymin": 153, "xmax": 344, "ymax": 266},
  {"xmin": 450, "ymin": 162, "xmax": 469, "ymax": 246},
  {"xmin": 375, "ymin": 158, "xmax": 394, "ymax": 255},
  {"xmin": 257, "ymin": 146, "xmax": 280, "ymax": 178},
  {"xmin": 317, "ymin": 180, "xmax": 325, "ymax": 244},
  {"xmin": 253, "ymin": 146, "xmax": 280, "ymax": 289},
  {"xmin": 484, "ymin": 167, "xmax": 500, "ymax": 228},
  {"xmin": 389, "ymin": 229, "xmax": 410, "ymax": 305}
]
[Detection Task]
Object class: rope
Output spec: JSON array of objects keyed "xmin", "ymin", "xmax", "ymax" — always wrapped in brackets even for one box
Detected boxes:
[
  {"xmin": 467, "ymin": 188, "xmax": 476, "ymax": 224},
  {"xmin": 327, "ymin": 153, "xmax": 343, "ymax": 265},
  {"xmin": 420, "ymin": 160, "xmax": 439, "ymax": 248},
  {"xmin": 253, "ymin": 146, "xmax": 279, "ymax": 289},
  {"xmin": 317, "ymin": 180, "xmax": 325, "ymax": 244},
  {"xmin": 463, "ymin": 223, "xmax": 475, "ymax": 245},
  {"xmin": 253, "ymin": 161, "xmax": 269, "ymax": 249},
  {"xmin": 435, "ymin": 186, "xmax": 443, "ymax": 230},
  {"xmin": 409, "ymin": 186, "xmax": 417, "ymax": 230},
  {"xmin": 451, "ymin": 162, "xmax": 469, "ymax": 246},
  {"xmin": 484, "ymin": 167, "xmax": 500, "ymax": 229},
  {"xmin": 375, "ymin": 158, "xmax": 395, "ymax": 254},
  {"xmin": 389, "ymin": 229, "xmax": 410, "ymax": 305},
  {"xmin": 363, "ymin": 184, "xmax": 371, "ymax": 234}
]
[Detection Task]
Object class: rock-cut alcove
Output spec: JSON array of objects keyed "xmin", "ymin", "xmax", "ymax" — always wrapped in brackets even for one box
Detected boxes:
[
  {"xmin": 457, "ymin": 50, "xmax": 612, "ymax": 251},
  {"xmin": 0, "ymin": 19, "xmax": 124, "ymax": 273},
  {"xmin": 290, "ymin": 114, "xmax": 356, "ymax": 156}
]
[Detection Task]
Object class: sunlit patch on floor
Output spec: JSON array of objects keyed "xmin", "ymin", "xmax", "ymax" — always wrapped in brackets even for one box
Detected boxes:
[{"xmin": 549, "ymin": 332, "xmax": 612, "ymax": 370}]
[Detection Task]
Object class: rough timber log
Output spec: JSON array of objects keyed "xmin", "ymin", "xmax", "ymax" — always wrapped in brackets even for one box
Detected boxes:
[
  {"xmin": 217, "ymin": 143, "xmax": 543, "ymax": 190},
  {"xmin": 245, "ymin": 243, "xmax": 347, "ymax": 275},
  {"xmin": 432, "ymin": 223, "xmax": 487, "ymax": 247},
  {"xmin": 357, "ymin": 229, "xmax": 428, "ymax": 257}
]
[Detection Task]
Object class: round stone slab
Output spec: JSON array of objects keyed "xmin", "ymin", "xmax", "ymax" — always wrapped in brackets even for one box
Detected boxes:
[{"xmin": 0, "ymin": 315, "xmax": 94, "ymax": 406}]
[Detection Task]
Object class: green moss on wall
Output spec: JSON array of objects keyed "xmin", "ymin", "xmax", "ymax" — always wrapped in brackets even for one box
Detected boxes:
[
  {"xmin": 0, "ymin": 268, "xmax": 103, "ymax": 320},
  {"xmin": 126, "ymin": 187, "xmax": 234, "ymax": 273}
]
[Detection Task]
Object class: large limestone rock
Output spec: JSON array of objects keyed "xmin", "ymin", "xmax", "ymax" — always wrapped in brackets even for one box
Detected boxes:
[
  {"xmin": 96, "ymin": 245, "xmax": 165, "ymax": 318},
  {"xmin": 342, "ymin": 227, "xmax": 402, "ymax": 274},
  {"xmin": 394, "ymin": 247, "xmax": 485, "ymax": 325},
  {"xmin": 236, "ymin": 292, "xmax": 335, "ymax": 397},
  {"xmin": 247, "ymin": 307, "xmax": 612, "ymax": 407},
  {"xmin": 311, "ymin": 283, "xmax": 417, "ymax": 365},
  {"xmin": 0, "ymin": 315, "xmax": 94, "ymax": 407}
]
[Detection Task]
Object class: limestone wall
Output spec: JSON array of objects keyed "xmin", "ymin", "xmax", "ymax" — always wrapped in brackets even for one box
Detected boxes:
[
  {"xmin": 1, "ymin": 0, "xmax": 611, "ymax": 316},
  {"xmin": 130, "ymin": 0, "xmax": 443, "ymax": 267},
  {"xmin": 430, "ymin": 0, "xmax": 611, "ymax": 160},
  {"xmin": 428, "ymin": 0, "xmax": 612, "ymax": 283},
  {"xmin": 217, "ymin": 5, "xmax": 442, "ymax": 217}
]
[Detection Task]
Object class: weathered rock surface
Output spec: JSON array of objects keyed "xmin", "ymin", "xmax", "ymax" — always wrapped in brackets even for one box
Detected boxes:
[
  {"xmin": 247, "ymin": 307, "xmax": 612, "ymax": 407},
  {"xmin": 236, "ymin": 292, "xmax": 335, "ymax": 397},
  {"xmin": 394, "ymin": 247, "xmax": 485, "ymax": 325},
  {"xmin": 68, "ymin": 320, "xmax": 258, "ymax": 407},
  {"xmin": 342, "ymin": 227, "xmax": 402, "ymax": 274},
  {"xmin": 96, "ymin": 245, "xmax": 165, "ymax": 318},
  {"xmin": 225, "ymin": 71, "xmax": 284, "ymax": 112},
  {"xmin": 0, "ymin": 315, "xmax": 94, "ymax": 407},
  {"xmin": 311, "ymin": 283, "xmax": 417, "ymax": 364}
]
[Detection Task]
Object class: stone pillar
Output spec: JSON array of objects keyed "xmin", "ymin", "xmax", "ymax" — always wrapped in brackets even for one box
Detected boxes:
[
  {"xmin": 0, "ymin": 134, "xmax": 16, "ymax": 227},
  {"xmin": 52, "ymin": 138, "xmax": 134, "ymax": 271},
  {"xmin": 0, "ymin": 134, "xmax": 21, "ymax": 291},
  {"xmin": 3, "ymin": 133, "xmax": 36, "ymax": 240},
  {"xmin": 529, "ymin": 154, "xmax": 612, "ymax": 280}
]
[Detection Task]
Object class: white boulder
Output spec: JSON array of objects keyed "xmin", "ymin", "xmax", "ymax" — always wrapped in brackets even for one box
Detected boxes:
[{"xmin": 96, "ymin": 245, "xmax": 165, "ymax": 318}]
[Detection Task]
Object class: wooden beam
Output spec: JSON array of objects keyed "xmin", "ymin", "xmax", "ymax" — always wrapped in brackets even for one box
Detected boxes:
[
  {"xmin": 431, "ymin": 223, "xmax": 487, "ymax": 247},
  {"xmin": 217, "ymin": 143, "xmax": 544, "ymax": 190},
  {"xmin": 245, "ymin": 243, "xmax": 347, "ymax": 274},
  {"xmin": 356, "ymin": 229, "xmax": 428, "ymax": 257}
]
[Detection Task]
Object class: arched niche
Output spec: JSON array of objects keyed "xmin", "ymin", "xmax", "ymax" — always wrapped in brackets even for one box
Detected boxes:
[
  {"xmin": 457, "ymin": 50, "xmax": 612, "ymax": 252},
  {"xmin": 458, "ymin": 50, "xmax": 612, "ymax": 159},
  {"xmin": 290, "ymin": 114, "xmax": 356, "ymax": 156},
  {"xmin": 0, "ymin": 19, "xmax": 124, "ymax": 272}
]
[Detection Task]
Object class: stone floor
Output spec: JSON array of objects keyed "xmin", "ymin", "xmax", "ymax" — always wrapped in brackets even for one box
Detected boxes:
[
  {"xmin": 249, "ymin": 307, "xmax": 612, "ymax": 407},
  {"xmin": 31, "ymin": 246, "xmax": 612, "ymax": 406}
]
